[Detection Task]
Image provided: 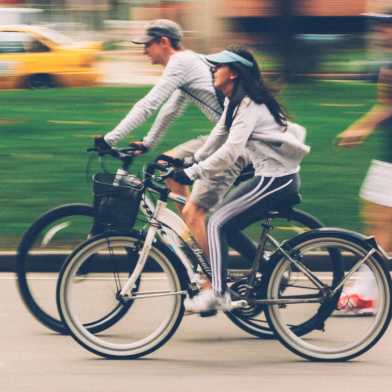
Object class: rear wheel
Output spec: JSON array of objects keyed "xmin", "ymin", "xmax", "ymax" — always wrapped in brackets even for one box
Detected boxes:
[
  {"xmin": 264, "ymin": 230, "xmax": 392, "ymax": 361},
  {"xmin": 225, "ymin": 208, "xmax": 331, "ymax": 339}
]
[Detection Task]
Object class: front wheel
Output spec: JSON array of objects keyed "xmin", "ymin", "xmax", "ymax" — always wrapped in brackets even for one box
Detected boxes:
[
  {"xmin": 264, "ymin": 229, "xmax": 392, "ymax": 361},
  {"xmin": 57, "ymin": 232, "xmax": 187, "ymax": 359}
]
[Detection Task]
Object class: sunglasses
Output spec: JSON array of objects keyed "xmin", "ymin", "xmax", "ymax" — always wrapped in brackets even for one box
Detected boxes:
[
  {"xmin": 210, "ymin": 64, "xmax": 228, "ymax": 73},
  {"xmin": 144, "ymin": 37, "xmax": 161, "ymax": 49}
]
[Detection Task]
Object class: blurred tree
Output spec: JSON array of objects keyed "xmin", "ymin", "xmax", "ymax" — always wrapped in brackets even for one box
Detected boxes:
[{"xmin": 276, "ymin": 0, "xmax": 297, "ymax": 81}]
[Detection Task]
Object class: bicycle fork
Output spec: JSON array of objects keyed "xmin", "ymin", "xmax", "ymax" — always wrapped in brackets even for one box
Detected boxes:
[
  {"xmin": 119, "ymin": 201, "xmax": 165, "ymax": 298},
  {"xmin": 118, "ymin": 200, "xmax": 191, "ymax": 302}
]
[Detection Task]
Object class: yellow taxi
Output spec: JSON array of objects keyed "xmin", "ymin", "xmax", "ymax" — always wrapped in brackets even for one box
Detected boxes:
[{"xmin": 0, "ymin": 25, "xmax": 102, "ymax": 89}]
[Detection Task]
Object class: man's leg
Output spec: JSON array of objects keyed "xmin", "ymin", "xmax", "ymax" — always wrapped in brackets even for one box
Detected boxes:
[
  {"xmin": 163, "ymin": 136, "xmax": 207, "ymax": 211},
  {"xmin": 182, "ymin": 201, "xmax": 209, "ymax": 255}
]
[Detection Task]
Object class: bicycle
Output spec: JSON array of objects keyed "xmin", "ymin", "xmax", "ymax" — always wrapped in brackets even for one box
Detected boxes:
[
  {"xmin": 56, "ymin": 147, "xmax": 392, "ymax": 361},
  {"xmin": 16, "ymin": 146, "xmax": 323, "ymax": 337}
]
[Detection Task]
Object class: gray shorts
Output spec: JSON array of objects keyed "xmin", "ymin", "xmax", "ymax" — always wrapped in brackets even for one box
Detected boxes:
[{"xmin": 168, "ymin": 135, "xmax": 250, "ymax": 210}]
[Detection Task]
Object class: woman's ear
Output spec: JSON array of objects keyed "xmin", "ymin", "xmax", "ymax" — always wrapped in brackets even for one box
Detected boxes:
[{"xmin": 229, "ymin": 70, "xmax": 238, "ymax": 81}]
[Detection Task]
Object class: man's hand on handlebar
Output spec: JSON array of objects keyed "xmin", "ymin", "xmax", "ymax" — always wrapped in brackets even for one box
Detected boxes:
[{"xmin": 94, "ymin": 136, "xmax": 112, "ymax": 152}]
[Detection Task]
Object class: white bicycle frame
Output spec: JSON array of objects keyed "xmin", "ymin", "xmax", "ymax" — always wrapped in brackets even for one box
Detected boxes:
[
  {"xmin": 119, "ymin": 185, "xmax": 384, "ymax": 305},
  {"xmin": 119, "ymin": 190, "xmax": 204, "ymax": 297}
]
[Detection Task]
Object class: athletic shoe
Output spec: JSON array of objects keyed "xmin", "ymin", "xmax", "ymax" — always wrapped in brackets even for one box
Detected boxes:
[
  {"xmin": 184, "ymin": 289, "xmax": 246, "ymax": 315},
  {"xmin": 336, "ymin": 293, "xmax": 375, "ymax": 316}
]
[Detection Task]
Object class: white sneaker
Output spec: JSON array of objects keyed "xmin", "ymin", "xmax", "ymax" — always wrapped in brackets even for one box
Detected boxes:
[{"xmin": 184, "ymin": 289, "xmax": 244, "ymax": 314}]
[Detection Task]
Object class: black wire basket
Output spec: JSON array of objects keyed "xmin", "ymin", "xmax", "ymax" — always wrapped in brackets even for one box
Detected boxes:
[{"xmin": 92, "ymin": 172, "xmax": 144, "ymax": 232}]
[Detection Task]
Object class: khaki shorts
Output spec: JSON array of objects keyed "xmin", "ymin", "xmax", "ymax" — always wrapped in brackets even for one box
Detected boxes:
[{"xmin": 168, "ymin": 135, "xmax": 249, "ymax": 210}]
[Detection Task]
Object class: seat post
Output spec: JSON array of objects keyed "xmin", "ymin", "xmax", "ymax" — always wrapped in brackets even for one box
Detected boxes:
[{"xmin": 245, "ymin": 218, "xmax": 274, "ymax": 289}]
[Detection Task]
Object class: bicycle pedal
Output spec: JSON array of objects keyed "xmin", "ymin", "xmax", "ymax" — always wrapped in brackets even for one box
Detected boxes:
[
  {"xmin": 187, "ymin": 282, "xmax": 200, "ymax": 298},
  {"xmin": 231, "ymin": 300, "xmax": 248, "ymax": 309}
]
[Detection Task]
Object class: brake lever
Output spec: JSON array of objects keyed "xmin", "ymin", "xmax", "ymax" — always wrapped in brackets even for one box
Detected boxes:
[
  {"xmin": 154, "ymin": 154, "xmax": 184, "ymax": 168},
  {"xmin": 150, "ymin": 167, "xmax": 175, "ymax": 183}
]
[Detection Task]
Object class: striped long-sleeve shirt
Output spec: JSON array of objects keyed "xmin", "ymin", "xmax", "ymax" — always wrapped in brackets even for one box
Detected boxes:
[{"xmin": 104, "ymin": 50, "xmax": 222, "ymax": 148}]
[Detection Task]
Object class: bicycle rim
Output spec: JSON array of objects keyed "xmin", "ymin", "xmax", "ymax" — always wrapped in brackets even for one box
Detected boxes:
[
  {"xmin": 226, "ymin": 208, "xmax": 324, "ymax": 339},
  {"xmin": 57, "ymin": 235, "xmax": 185, "ymax": 359},
  {"xmin": 265, "ymin": 235, "xmax": 392, "ymax": 361},
  {"xmin": 16, "ymin": 204, "xmax": 95, "ymax": 334}
]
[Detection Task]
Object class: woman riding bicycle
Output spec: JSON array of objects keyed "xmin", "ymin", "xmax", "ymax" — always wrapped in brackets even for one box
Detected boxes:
[{"xmin": 170, "ymin": 46, "xmax": 310, "ymax": 313}]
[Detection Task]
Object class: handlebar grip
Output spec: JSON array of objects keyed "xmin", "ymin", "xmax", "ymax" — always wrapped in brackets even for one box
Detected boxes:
[
  {"xmin": 154, "ymin": 154, "xmax": 184, "ymax": 168},
  {"xmin": 145, "ymin": 162, "xmax": 157, "ymax": 176}
]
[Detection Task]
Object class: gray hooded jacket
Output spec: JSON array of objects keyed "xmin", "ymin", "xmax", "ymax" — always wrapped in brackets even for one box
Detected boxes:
[{"xmin": 185, "ymin": 97, "xmax": 310, "ymax": 180}]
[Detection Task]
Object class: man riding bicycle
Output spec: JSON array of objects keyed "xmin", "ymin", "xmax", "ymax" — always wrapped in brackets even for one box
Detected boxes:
[{"xmin": 96, "ymin": 19, "xmax": 253, "ymax": 260}]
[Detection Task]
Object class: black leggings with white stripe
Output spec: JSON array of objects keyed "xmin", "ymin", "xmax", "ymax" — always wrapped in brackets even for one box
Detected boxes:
[{"xmin": 207, "ymin": 173, "xmax": 299, "ymax": 295}]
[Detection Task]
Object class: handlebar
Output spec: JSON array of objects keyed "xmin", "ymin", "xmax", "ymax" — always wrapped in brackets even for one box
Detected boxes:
[
  {"xmin": 87, "ymin": 145, "xmax": 141, "ymax": 170},
  {"xmin": 154, "ymin": 154, "xmax": 186, "ymax": 168}
]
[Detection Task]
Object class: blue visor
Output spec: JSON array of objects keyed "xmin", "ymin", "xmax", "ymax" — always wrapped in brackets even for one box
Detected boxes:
[{"xmin": 205, "ymin": 50, "xmax": 253, "ymax": 68}]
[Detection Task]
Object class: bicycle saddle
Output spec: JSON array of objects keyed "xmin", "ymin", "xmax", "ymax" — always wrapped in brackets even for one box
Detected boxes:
[{"xmin": 265, "ymin": 193, "xmax": 302, "ymax": 217}]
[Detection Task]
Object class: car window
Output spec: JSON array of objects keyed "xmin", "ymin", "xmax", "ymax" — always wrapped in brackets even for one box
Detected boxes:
[
  {"xmin": 28, "ymin": 39, "xmax": 50, "ymax": 53},
  {"xmin": 36, "ymin": 27, "xmax": 74, "ymax": 46},
  {"xmin": 0, "ymin": 31, "xmax": 50, "ymax": 53},
  {"xmin": 0, "ymin": 32, "xmax": 27, "ymax": 53}
]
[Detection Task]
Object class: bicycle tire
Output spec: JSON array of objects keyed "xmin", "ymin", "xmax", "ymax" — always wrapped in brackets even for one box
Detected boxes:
[
  {"xmin": 57, "ymin": 231, "xmax": 188, "ymax": 359},
  {"xmin": 225, "ymin": 207, "xmax": 332, "ymax": 339},
  {"xmin": 17, "ymin": 203, "xmax": 331, "ymax": 340},
  {"xmin": 263, "ymin": 229, "xmax": 392, "ymax": 361},
  {"xmin": 16, "ymin": 203, "xmax": 135, "ymax": 335}
]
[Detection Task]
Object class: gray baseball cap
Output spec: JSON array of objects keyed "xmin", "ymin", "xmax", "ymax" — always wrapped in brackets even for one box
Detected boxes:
[{"xmin": 131, "ymin": 19, "xmax": 183, "ymax": 44}]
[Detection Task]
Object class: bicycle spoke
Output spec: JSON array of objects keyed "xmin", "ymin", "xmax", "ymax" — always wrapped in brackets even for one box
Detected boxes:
[{"xmin": 266, "ymin": 234, "xmax": 392, "ymax": 361}]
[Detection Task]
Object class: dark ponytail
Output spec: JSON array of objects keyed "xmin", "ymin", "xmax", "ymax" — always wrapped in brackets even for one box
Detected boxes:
[{"xmin": 227, "ymin": 46, "xmax": 287, "ymax": 128}]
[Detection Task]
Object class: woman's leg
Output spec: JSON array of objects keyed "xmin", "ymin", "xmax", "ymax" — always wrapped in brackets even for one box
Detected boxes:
[{"xmin": 208, "ymin": 175, "xmax": 298, "ymax": 295}]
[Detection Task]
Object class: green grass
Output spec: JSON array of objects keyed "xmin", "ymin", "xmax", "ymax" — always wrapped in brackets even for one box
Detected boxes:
[{"xmin": 0, "ymin": 81, "xmax": 378, "ymax": 247}]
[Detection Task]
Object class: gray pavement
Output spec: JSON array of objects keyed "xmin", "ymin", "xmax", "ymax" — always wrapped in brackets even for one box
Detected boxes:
[{"xmin": 1, "ymin": 274, "xmax": 392, "ymax": 392}]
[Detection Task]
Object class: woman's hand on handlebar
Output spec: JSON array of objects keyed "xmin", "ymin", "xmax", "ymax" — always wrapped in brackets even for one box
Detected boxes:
[
  {"xmin": 154, "ymin": 154, "xmax": 196, "ymax": 168},
  {"xmin": 129, "ymin": 141, "xmax": 149, "ymax": 156},
  {"xmin": 168, "ymin": 169, "xmax": 194, "ymax": 185}
]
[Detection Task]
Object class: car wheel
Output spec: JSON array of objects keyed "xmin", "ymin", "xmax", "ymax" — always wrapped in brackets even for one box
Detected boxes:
[{"xmin": 24, "ymin": 74, "xmax": 56, "ymax": 89}]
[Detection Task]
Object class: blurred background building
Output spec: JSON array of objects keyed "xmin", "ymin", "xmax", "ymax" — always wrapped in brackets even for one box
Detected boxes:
[{"xmin": 1, "ymin": 0, "xmax": 392, "ymax": 80}]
